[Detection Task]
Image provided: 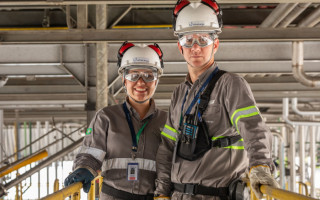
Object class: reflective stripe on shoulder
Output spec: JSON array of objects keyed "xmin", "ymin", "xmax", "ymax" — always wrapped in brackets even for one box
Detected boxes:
[
  {"xmin": 211, "ymin": 136, "xmax": 244, "ymax": 150},
  {"xmin": 230, "ymin": 105, "xmax": 260, "ymax": 134},
  {"xmin": 78, "ymin": 146, "xmax": 106, "ymax": 163},
  {"xmin": 161, "ymin": 124, "xmax": 178, "ymax": 141},
  {"xmin": 105, "ymin": 158, "xmax": 156, "ymax": 172}
]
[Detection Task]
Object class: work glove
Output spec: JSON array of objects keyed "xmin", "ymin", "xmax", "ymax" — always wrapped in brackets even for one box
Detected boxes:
[
  {"xmin": 64, "ymin": 168, "xmax": 94, "ymax": 193},
  {"xmin": 248, "ymin": 165, "xmax": 280, "ymax": 199}
]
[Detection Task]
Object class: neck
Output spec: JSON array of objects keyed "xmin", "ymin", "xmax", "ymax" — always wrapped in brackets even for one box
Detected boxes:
[
  {"xmin": 128, "ymin": 98, "xmax": 151, "ymax": 120},
  {"xmin": 188, "ymin": 59, "xmax": 214, "ymax": 83}
]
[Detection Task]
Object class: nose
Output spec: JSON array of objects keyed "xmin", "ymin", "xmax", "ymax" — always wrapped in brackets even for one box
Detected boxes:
[
  {"xmin": 191, "ymin": 42, "xmax": 201, "ymax": 51},
  {"xmin": 136, "ymin": 77, "xmax": 146, "ymax": 85}
]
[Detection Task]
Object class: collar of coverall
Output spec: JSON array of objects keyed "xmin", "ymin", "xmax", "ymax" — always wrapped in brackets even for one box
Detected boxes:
[
  {"xmin": 125, "ymin": 97, "xmax": 156, "ymax": 121},
  {"xmin": 185, "ymin": 62, "xmax": 218, "ymax": 87}
]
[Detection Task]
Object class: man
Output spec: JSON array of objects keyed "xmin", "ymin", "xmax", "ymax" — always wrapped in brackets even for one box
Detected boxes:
[
  {"xmin": 155, "ymin": 0, "xmax": 279, "ymax": 199},
  {"xmin": 64, "ymin": 42, "xmax": 168, "ymax": 200}
]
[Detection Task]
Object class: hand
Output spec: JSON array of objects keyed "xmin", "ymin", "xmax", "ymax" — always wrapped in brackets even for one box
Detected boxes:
[
  {"xmin": 64, "ymin": 168, "xmax": 94, "ymax": 193},
  {"xmin": 249, "ymin": 165, "xmax": 280, "ymax": 199}
]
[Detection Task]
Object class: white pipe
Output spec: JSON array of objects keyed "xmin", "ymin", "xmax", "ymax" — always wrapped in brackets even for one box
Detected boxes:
[
  {"xmin": 292, "ymin": 41, "xmax": 320, "ymax": 87},
  {"xmin": 299, "ymin": 126, "xmax": 305, "ymax": 187},
  {"xmin": 292, "ymin": 98, "xmax": 320, "ymax": 116},
  {"xmin": 310, "ymin": 126, "xmax": 317, "ymax": 197},
  {"xmin": 271, "ymin": 131, "xmax": 285, "ymax": 188},
  {"xmin": 283, "ymin": 98, "xmax": 320, "ymax": 126}
]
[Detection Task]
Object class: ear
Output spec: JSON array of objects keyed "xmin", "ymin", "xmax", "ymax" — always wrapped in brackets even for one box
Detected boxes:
[
  {"xmin": 213, "ymin": 39, "xmax": 219, "ymax": 54},
  {"xmin": 177, "ymin": 41, "xmax": 183, "ymax": 55}
]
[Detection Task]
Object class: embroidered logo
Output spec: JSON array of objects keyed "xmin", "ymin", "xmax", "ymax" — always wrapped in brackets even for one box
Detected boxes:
[
  {"xmin": 132, "ymin": 57, "xmax": 149, "ymax": 63},
  {"xmin": 86, "ymin": 128, "xmax": 92, "ymax": 135}
]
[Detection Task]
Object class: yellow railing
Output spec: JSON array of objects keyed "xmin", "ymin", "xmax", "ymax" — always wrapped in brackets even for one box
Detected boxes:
[
  {"xmin": 297, "ymin": 181, "xmax": 309, "ymax": 196},
  {"xmin": 41, "ymin": 174, "xmax": 103, "ymax": 200},
  {"xmin": 0, "ymin": 150, "xmax": 48, "ymax": 178},
  {"xmin": 260, "ymin": 184, "xmax": 316, "ymax": 200}
]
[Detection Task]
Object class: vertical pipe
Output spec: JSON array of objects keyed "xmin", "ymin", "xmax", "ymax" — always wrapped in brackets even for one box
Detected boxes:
[
  {"xmin": 310, "ymin": 126, "xmax": 316, "ymax": 197},
  {"xmin": 280, "ymin": 127, "xmax": 285, "ymax": 189},
  {"xmin": 36, "ymin": 121, "xmax": 41, "ymax": 199},
  {"xmin": 0, "ymin": 110, "xmax": 3, "ymax": 165},
  {"xmin": 45, "ymin": 121, "xmax": 49, "ymax": 195},
  {"xmin": 289, "ymin": 126, "xmax": 297, "ymax": 192},
  {"xmin": 299, "ymin": 126, "xmax": 305, "ymax": 188}
]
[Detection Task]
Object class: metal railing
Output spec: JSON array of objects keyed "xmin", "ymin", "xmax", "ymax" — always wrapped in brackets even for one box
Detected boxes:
[{"xmin": 41, "ymin": 174, "xmax": 103, "ymax": 200}]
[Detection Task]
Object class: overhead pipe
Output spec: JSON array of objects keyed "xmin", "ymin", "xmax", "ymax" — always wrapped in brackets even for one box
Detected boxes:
[
  {"xmin": 292, "ymin": 41, "xmax": 320, "ymax": 87},
  {"xmin": 260, "ymin": 3, "xmax": 298, "ymax": 28},
  {"xmin": 278, "ymin": 3, "xmax": 311, "ymax": 28},
  {"xmin": 283, "ymin": 98, "xmax": 320, "ymax": 126},
  {"xmin": 0, "ymin": 137, "xmax": 83, "ymax": 197},
  {"xmin": 298, "ymin": 6, "xmax": 320, "ymax": 27},
  {"xmin": 292, "ymin": 98, "xmax": 320, "ymax": 116}
]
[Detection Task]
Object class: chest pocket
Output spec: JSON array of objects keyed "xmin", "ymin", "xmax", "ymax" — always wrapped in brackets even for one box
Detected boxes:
[{"xmin": 202, "ymin": 102, "xmax": 222, "ymax": 135}]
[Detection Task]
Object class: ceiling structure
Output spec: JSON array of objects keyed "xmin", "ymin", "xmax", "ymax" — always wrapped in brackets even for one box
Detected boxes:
[{"xmin": 0, "ymin": 1, "xmax": 320, "ymax": 124}]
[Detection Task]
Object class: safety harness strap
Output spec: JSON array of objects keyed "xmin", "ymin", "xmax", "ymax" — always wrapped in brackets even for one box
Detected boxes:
[
  {"xmin": 211, "ymin": 135, "xmax": 242, "ymax": 148},
  {"xmin": 174, "ymin": 183, "xmax": 229, "ymax": 198}
]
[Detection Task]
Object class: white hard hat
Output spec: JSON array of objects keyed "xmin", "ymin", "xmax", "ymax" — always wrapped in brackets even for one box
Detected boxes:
[
  {"xmin": 173, "ymin": 0, "xmax": 222, "ymax": 36},
  {"xmin": 117, "ymin": 42, "xmax": 164, "ymax": 76}
]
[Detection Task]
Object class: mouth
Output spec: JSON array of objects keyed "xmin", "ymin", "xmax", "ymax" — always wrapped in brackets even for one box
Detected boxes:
[{"xmin": 134, "ymin": 88, "xmax": 148, "ymax": 93}]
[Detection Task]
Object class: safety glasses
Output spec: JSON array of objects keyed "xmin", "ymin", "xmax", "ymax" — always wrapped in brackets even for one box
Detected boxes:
[
  {"xmin": 124, "ymin": 68, "xmax": 158, "ymax": 82},
  {"xmin": 178, "ymin": 33, "xmax": 216, "ymax": 48}
]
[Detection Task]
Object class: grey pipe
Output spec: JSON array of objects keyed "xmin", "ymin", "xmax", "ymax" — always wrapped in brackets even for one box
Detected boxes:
[
  {"xmin": 1, "ymin": 137, "xmax": 83, "ymax": 194},
  {"xmin": 292, "ymin": 41, "xmax": 320, "ymax": 88},
  {"xmin": 298, "ymin": 5, "xmax": 320, "ymax": 27},
  {"xmin": 278, "ymin": 3, "xmax": 311, "ymax": 28},
  {"xmin": 260, "ymin": 3, "xmax": 298, "ymax": 28},
  {"xmin": 271, "ymin": 131, "xmax": 285, "ymax": 188}
]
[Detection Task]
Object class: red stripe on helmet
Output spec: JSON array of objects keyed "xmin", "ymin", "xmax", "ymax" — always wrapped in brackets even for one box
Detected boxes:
[
  {"xmin": 148, "ymin": 44, "xmax": 163, "ymax": 58},
  {"xmin": 174, "ymin": 0, "xmax": 190, "ymax": 16},
  {"xmin": 119, "ymin": 42, "xmax": 134, "ymax": 56},
  {"xmin": 201, "ymin": 0, "xmax": 220, "ymax": 14}
]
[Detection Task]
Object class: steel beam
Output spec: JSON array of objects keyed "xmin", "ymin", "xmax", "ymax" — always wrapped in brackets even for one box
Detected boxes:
[
  {"xmin": 1, "ymin": 28, "xmax": 320, "ymax": 43},
  {"xmin": 0, "ymin": 0, "xmax": 319, "ymax": 5}
]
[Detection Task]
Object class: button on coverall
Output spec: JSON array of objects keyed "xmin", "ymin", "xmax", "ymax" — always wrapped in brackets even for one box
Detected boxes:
[
  {"xmin": 73, "ymin": 99, "xmax": 167, "ymax": 199},
  {"xmin": 155, "ymin": 64, "xmax": 274, "ymax": 200}
]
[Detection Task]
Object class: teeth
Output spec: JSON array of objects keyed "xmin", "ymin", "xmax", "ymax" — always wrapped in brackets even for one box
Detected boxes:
[{"xmin": 136, "ymin": 88, "xmax": 146, "ymax": 91}]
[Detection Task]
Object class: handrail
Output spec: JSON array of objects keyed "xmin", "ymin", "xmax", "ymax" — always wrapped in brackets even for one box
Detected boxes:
[
  {"xmin": 298, "ymin": 181, "xmax": 309, "ymax": 196},
  {"xmin": 0, "ymin": 149, "xmax": 48, "ymax": 178},
  {"xmin": 260, "ymin": 184, "xmax": 316, "ymax": 200},
  {"xmin": 40, "ymin": 182, "xmax": 83, "ymax": 200}
]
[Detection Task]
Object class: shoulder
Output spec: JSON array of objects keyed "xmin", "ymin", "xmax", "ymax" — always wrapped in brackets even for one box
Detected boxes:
[{"xmin": 95, "ymin": 104, "xmax": 124, "ymax": 120}]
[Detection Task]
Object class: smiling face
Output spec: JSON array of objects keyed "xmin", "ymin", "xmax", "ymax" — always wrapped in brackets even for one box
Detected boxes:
[{"xmin": 124, "ymin": 68, "xmax": 158, "ymax": 103}]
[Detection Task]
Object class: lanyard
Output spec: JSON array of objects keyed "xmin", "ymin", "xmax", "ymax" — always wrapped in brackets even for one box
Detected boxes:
[
  {"xmin": 123, "ymin": 103, "xmax": 150, "ymax": 153},
  {"xmin": 180, "ymin": 67, "xmax": 219, "ymax": 127}
]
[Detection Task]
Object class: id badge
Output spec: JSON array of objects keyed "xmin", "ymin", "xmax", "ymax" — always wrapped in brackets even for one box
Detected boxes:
[{"xmin": 127, "ymin": 163, "xmax": 139, "ymax": 181}]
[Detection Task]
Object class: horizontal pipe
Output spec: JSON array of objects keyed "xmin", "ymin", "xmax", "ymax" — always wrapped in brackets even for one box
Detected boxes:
[
  {"xmin": 0, "ymin": 150, "xmax": 48, "ymax": 178},
  {"xmin": 113, "ymin": 25, "xmax": 172, "ymax": 29},
  {"xmin": 292, "ymin": 98, "xmax": 320, "ymax": 116},
  {"xmin": 40, "ymin": 182, "xmax": 83, "ymax": 200},
  {"xmin": 260, "ymin": 185, "xmax": 316, "ymax": 200},
  {"xmin": 0, "ymin": 27, "xmax": 68, "ymax": 31}
]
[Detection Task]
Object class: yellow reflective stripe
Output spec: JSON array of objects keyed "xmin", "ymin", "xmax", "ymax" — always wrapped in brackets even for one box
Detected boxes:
[
  {"xmin": 161, "ymin": 124, "xmax": 178, "ymax": 141},
  {"xmin": 224, "ymin": 146, "xmax": 245, "ymax": 150},
  {"xmin": 230, "ymin": 105, "xmax": 260, "ymax": 134}
]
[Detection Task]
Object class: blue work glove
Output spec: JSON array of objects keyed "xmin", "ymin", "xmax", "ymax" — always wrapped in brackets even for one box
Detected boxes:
[{"xmin": 64, "ymin": 168, "xmax": 94, "ymax": 193}]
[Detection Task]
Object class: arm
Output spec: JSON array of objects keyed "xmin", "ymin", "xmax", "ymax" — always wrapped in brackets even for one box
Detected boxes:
[{"xmin": 155, "ymin": 90, "xmax": 178, "ymax": 196}]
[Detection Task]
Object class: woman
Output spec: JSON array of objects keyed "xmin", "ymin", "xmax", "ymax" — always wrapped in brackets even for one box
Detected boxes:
[{"xmin": 64, "ymin": 42, "xmax": 168, "ymax": 200}]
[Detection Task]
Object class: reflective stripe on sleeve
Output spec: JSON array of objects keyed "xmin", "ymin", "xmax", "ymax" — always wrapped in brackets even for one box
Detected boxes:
[
  {"xmin": 211, "ymin": 136, "xmax": 244, "ymax": 150},
  {"xmin": 78, "ymin": 146, "xmax": 106, "ymax": 163},
  {"xmin": 105, "ymin": 158, "xmax": 156, "ymax": 172},
  {"xmin": 230, "ymin": 105, "xmax": 260, "ymax": 134},
  {"xmin": 161, "ymin": 124, "xmax": 178, "ymax": 141}
]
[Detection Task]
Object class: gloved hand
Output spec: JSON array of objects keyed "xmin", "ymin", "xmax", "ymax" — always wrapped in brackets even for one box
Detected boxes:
[
  {"xmin": 248, "ymin": 165, "xmax": 280, "ymax": 199},
  {"xmin": 64, "ymin": 168, "xmax": 94, "ymax": 193}
]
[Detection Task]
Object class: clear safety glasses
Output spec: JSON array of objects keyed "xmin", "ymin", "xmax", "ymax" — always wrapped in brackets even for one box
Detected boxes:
[
  {"xmin": 124, "ymin": 68, "xmax": 158, "ymax": 82},
  {"xmin": 178, "ymin": 34, "xmax": 216, "ymax": 48}
]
